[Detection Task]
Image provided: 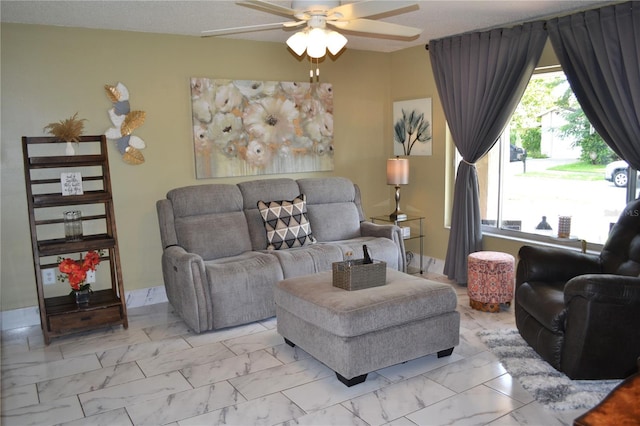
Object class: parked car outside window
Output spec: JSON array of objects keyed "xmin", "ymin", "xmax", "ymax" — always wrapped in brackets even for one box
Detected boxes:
[
  {"xmin": 510, "ymin": 144, "xmax": 526, "ymax": 162},
  {"xmin": 604, "ymin": 160, "xmax": 639, "ymax": 187}
]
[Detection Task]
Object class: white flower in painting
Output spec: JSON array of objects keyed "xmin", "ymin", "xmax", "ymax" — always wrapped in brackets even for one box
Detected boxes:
[
  {"xmin": 314, "ymin": 83, "xmax": 333, "ymax": 112},
  {"xmin": 243, "ymin": 97, "xmax": 299, "ymax": 145},
  {"xmin": 300, "ymin": 98, "xmax": 323, "ymax": 120},
  {"xmin": 222, "ymin": 141, "xmax": 238, "ymax": 158},
  {"xmin": 208, "ymin": 112, "xmax": 244, "ymax": 147},
  {"xmin": 280, "ymin": 82, "xmax": 309, "ymax": 106},
  {"xmin": 193, "ymin": 125, "xmax": 211, "ymax": 154},
  {"xmin": 304, "ymin": 110, "xmax": 333, "ymax": 141},
  {"xmin": 244, "ymin": 139, "xmax": 272, "ymax": 168},
  {"xmin": 234, "ymin": 80, "xmax": 278, "ymax": 99},
  {"xmin": 314, "ymin": 140, "xmax": 333, "ymax": 156},
  {"xmin": 192, "ymin": 99, "xmax": 213, "ymax": 123},
  {"xmin": 214, "ymin": 83, "xmax": 243, "ymax": 113},
  {"xmin": 191, "ymin": 78, "xmax": 214, "ymax": 99}
]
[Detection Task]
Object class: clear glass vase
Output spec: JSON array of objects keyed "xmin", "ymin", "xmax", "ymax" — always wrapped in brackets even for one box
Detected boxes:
[
  {"xmin": 63, "ymin": 210, "xmax": 83, "ymax": 241},
  {"xmin": 74, "ymin": 289, "xmax": 90, "ymax": 307}
]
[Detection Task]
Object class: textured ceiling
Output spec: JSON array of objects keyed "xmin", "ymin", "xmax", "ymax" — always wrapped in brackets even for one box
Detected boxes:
[{"xmin": 1, "ymin": 1, "xmax": 612, "ymax": 53}]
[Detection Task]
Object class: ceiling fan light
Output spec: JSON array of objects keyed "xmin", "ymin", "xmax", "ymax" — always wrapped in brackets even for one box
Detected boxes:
[
  {"xmin": 306, "ymin": 27, "xmax": 327, "ymax": 58},
  {"xmin": 326, "ymin": 30, "xmax": 347, "ymax": 55},
  {"xmin": 286, "ymin": 31, "xmax": 308, "ymax": 56}
]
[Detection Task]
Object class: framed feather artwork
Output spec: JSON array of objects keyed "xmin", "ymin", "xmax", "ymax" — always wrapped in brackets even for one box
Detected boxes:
[{"xmin": 393, "ymin": 98, "xmax": 432, "ymax": 156}]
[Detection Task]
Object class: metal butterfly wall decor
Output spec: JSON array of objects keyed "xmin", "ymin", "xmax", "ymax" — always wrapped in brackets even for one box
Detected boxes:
[{"xmin": 104, "ymin": 82, "xmax": 147, "ymax": 165}]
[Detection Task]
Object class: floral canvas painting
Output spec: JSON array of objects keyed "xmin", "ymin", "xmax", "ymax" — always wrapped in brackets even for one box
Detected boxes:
[
  {"xmin": 393, "ymin": 98, "xmax": 432, "ymax": 156},
  {"xmin": 191, "ymin": 78, "xmax": 334, "ymax": 178}
]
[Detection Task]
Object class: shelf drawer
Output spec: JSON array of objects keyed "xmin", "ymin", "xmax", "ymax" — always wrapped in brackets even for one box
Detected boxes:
[{"xmin": 48, "ymin": 306, "xmax": 122, "ymax": 334}]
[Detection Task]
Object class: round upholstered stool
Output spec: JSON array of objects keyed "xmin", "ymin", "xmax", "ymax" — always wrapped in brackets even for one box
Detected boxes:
[{"xmin": 467, "ymin": 251, "xmax": 515, "ymax": 313}]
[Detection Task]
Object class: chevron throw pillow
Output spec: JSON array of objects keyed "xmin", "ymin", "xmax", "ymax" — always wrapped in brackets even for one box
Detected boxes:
[{"xmin": 257, "ymin": 194, "xmax": 317, "ymax": 250}]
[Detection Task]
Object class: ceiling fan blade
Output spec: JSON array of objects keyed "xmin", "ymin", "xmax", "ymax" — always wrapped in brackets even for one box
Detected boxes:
[
  {"xmin": 282, "ymin": 20, "xmax": 307, "ymax": 28},
  {"xmin": 201, "ymin": 22, "xmax": 291, "ymax": 37},
  {"xmin": 331, "ymin": 19, "xmax": 422, "ymax": 38},
  {"xmin": 237, "ymin": 0, "xmax": 297, "ymax": 18},
  {"xmin": 329, "ymin": 1, "xmax": 418, "ymax": 21}
]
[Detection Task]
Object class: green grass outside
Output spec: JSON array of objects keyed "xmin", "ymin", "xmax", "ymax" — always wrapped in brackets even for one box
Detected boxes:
[
  {"xmin": 521, "ymin": 162, "xmax": 605, "ymax": 181},
  {"xmin": 547, "ymin": 162, "xmax": 606, "ymax": 174}
]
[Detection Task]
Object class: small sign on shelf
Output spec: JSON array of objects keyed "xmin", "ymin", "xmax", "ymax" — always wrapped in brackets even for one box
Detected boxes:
[{"xmin": 61, "ymin": 172, "xmax": 83, "ymax": 196}]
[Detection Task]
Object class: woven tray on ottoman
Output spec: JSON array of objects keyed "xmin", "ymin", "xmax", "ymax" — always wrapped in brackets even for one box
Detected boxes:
[
  {"xmin": 275, "ymin": 269, "xmax": 460, "ymax": 387},
  {"xmin": 332, "ymin": 259, "xmax": 386, "ymax": 291}
]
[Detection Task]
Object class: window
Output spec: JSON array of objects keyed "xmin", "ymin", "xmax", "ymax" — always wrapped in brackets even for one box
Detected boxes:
[{"xmin": 464, "ymin": 71, "xmax": 633, "ymax": 245}]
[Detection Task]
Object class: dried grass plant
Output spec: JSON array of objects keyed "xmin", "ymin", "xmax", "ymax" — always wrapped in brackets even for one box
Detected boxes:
[{"xmin": 43, "ymin": 113, "xmax": 87, "ymax": 142}]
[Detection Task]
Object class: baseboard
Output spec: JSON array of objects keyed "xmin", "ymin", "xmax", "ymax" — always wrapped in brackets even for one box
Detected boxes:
[
  {"xmin": 1, "ymin": 285, "xmax": 168, "ymax": 331},
  {"xmin": 406, "ymin": 253, "xmax": 445, "ymax": 275},
  {"xmin": 1, "ymin": 261, "xmax": 447, "ymax": 331}
]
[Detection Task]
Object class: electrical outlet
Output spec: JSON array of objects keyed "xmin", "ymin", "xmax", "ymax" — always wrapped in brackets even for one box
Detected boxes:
[
  {"xmin": 42, "ymin": 268, "xmax": 57, "ymax": 285},
  {"xmin": 86, "ymin": 270, "xmax": 96, "ymax": 283}
]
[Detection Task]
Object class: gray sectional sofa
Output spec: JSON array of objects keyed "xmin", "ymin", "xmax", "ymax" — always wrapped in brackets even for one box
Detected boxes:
[{"xmin": 156, "ymin": 177, "xmax": 406, "ymax": 333}]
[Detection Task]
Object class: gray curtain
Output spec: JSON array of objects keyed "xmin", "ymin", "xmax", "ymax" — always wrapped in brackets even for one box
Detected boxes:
[
  {"xmin": 430, "ymin": 22, "xmax": 547, "ymax": 284},
  {"xmin": 547, "ymin": 2, "xmax": 640, "ymax": 171}
]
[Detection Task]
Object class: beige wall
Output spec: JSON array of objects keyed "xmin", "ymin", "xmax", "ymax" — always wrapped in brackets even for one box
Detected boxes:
[
  {"xmin": 388, "ymin": 46, "xmax": 451, "ymax": 261},
  {"xmin": 0, "ymin": 23, "xmax": 399, "ymax": 311},
  {"xmin": 0, "ymin": 23, "xmax": 556, "ymax": 313}
]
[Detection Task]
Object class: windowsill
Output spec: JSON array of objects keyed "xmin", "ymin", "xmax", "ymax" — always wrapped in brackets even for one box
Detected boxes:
[{"xmin": 481, "ymin": 226, "xmax": 604, "ymax": 254}]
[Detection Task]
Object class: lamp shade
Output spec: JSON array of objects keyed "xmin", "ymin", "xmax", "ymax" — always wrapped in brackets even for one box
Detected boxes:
[
  {"xmin": 326, "ymin": 30, "xmax": 347, "ymax": 55},
  {"xmin": 286, "ymin": 31, "xmax": 308, "ymax": 56},
  {"xmin": 306, "ymin": 27, "xmax": 327, "ymax": 58},
  {"xmin": 387, "ymin": 158, "xmax": 409, "ymax": 185}
]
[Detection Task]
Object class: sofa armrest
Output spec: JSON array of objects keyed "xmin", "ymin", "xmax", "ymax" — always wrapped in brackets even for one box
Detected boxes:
[
  {"xmin": 565, "ymin": 274, "xmax": 640, "ymax": 305},
  {"xmin": 157, "ymin": 199, "xmax": 179, "ymax": 249},
  {"xmin": 561, "ymin": 274, "xmax": 640, "ymax": 379},
  {"xmin": 516, "ymin": 245, "xmax": 602, "ymax": 288},
  {"xmin": 360, "ymin": 221, "xmax": 407, "ymax": 272},
  {"xmin": 161, "ymin": 246, "xmax": 212, "ymax": 333}
]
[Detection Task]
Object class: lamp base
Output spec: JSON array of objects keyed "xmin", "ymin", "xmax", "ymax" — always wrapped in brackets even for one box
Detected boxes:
[
  {"xmin": 389, "ymin": 184, "xmax": 407, "ymax": 222},
  {"xmin": 389, "ymin": 212, "xmax": 407, "ymax": 221}
]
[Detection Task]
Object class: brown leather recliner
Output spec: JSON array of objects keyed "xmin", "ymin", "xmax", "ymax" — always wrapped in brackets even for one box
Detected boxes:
[{"xmin": 515, "ymin": 198, "xmax": 640, "ymax": 380}]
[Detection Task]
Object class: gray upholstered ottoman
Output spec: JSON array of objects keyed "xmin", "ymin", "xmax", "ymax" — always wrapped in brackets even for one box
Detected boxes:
[{"xmin": 275, "ymin": 269, "xmax": 460, "ymax": 386}]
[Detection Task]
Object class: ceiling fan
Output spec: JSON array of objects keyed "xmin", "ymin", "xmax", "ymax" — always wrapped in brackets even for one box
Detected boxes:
[{"xmin": 201, "ymin": 1, "xmax": 422, "ymax": 58}]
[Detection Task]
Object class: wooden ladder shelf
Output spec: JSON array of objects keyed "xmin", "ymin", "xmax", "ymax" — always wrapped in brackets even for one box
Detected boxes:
[{"xmin": 22, "ymin": 135, "xmax": 128, "ymax": 344}]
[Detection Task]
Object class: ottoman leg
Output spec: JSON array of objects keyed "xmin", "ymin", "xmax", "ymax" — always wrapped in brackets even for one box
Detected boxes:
[
  {"xmin": 437, "ymin": 347, "xmax": 454, "ymax": 358},
  {"xmin": 284, "ymin": 338, "xmax": 296, "ymax": 348},
  {"xmin": 336, "ymin": 372, "xmax": 367, "ymax": 387}
]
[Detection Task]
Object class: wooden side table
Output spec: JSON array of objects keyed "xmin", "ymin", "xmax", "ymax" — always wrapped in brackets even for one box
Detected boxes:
[{"xmin": 574, "ymin": 366, "xmax": 640, "ymax": 425}]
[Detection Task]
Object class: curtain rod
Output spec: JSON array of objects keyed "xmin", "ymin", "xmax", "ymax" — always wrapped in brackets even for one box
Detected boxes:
[{"xmin": 424, "ymin": 21, "xmax": 553, "ymax": 51}]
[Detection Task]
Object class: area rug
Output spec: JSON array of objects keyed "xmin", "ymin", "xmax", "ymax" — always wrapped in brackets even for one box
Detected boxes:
[{"xmin": 478, "ymin": 329, "xmax": 621, "ymax": 411}]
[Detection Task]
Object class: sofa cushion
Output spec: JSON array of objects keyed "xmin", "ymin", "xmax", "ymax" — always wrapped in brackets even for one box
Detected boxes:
[
  {"xmin": 258, "ymin": 195, "xmax": 317, "ymax": 250},
  {"xmin": 167, "ymin": 184, "xmax": 252, "ymax": 260},
  {"xmin": 205, "ymin": 252, "xmax": 284, "ymax": 328},
  {"xmin": 334, "ymin": 236, "xmax": 400, "ymax": 271},
  {"xmin": 270, "ymin": 243, "xmax": 344, "ymax": 278},
  {"xmin": 297, "ymin": 177, "xmax": 362, "ymax": 242}
]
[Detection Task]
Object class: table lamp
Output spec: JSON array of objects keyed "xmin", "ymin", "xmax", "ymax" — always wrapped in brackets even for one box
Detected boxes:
[{"xmin": 387, "ymin": 157, "xmax": 409, "ymax": 221}]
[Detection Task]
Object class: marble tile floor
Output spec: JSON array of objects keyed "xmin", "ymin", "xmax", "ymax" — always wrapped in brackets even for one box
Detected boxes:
[{"xmin": 1, "ymin": 274, "xmax": 590, "ymax": 426}]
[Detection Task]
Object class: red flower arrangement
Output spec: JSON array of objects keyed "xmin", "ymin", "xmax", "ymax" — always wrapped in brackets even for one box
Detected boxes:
[{"xmin": 58, "ymin": 250, "xmax": 102, "ymax": 292}]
